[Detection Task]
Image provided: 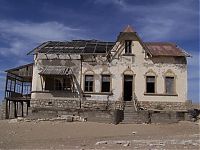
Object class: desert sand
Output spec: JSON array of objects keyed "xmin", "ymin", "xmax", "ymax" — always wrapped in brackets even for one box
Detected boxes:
[{"xmin": 0, "ymin": 120, "xmax": 199, "ymax": 149}]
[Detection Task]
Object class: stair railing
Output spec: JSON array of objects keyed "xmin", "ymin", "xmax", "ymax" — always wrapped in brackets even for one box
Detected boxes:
[{"xmin": 132, "ymin": 92, "xmax": 139, "ymax": 111}]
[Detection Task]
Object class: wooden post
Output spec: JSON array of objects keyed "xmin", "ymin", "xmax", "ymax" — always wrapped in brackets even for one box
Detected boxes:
[
  {"xmin": 14, "ymin": 101, "xmax": 17, "ymax": 118},
  {"xmin": 26, "ymin": 102, "xmax": 29, "ymax": 116},
  {"xmin": 21, "ymin": 80, "xmax": 24, "ymax": 96},
  {"xmin": 16, "ymin": 102, "xmax": 18, "ymax": 116},
  {"xmin": 5, "ymin": 99, "xmax": 9, "ymax": 119},
  {"xmin": 21, "ymin": 102, "xmax": 24, "ymax": 117},
  {"xmin": 4, "ymin": 74, "xmax": 8, "ymax": 98},
  {"xmin": 8, "ymin": 100, "xmax": 10, "ymax": 118},
  {"xmin": 13, "ymin": 78, "xmax": 16, "ymax": 93}
]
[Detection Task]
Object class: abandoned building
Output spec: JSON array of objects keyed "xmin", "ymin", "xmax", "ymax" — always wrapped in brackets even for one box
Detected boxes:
[{"xmin": 1, "ymin": 25, "xmax": 192, "ymax": 123}]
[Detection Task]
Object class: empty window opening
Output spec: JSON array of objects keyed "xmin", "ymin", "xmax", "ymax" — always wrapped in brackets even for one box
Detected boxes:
[
  {"xmin": 146, "ymin": 76, "xmax": 155, "ymax": 93},
  {"xmin": 101, "ymin": 75, "xmax": 111, "ymax": 92},
  {"xmin": 165, "ymin": 77, "xmax": 175, "ymax": 94},
  {"xmin": 84, "ymin": 75, "xmax": 94, "ymax": 92},
  {"xmin": 125, "ymin": 40, "xmax": 132, "ymax": 54},
  {"xmin": 55, "ymin": 78, "xmax": 62, "ymax": 90},
  {"xmin": 45, "ymin": 76, "xmax": 72, "ymax": 91}
]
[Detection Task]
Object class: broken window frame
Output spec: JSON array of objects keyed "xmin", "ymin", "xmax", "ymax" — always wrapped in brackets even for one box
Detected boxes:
[
  {"xmin": 146, "ymin": 76, "xmax": 156, "ymax": 93},
  {"xmin": 165, "ymin": 76, "xmax": 176, "ymax": 95},
  {"xmin": 101, "ymin": 75, "xmax": 111, "ymax": 93},
  {"xmin": 84, "ymin": 75, "xmax": 94, "ymax": 92},
  {"xmin": 44, "ymin": 76, "xmax": 73, "ymax": 92},
  {"xmin": 125, "ymin": 40, "xmax": 132, "ymax": 54}
]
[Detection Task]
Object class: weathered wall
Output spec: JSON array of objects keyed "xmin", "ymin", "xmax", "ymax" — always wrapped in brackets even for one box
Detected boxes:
[
  {"xmin": 138, "ymin": 101, "xmax": 192, "ymax": 111},
  {"xmin": 31, "ymin": 40, "xmax": 188, "ymax": 111},
  {"xmin": 31, "ymin": 99, "xmax": 123, "ymax": 111},
  {"xmin": 81, "ymin": 40, "xmax": 187, "ymax": 103},
  {"xmin": 31, "ymin": 54, "xmax": 81, "ymax": 99}
]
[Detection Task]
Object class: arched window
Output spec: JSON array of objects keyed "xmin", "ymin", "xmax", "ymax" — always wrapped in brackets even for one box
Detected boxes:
[
  {"xmin": 145, "ymin": 69, "xmax": 157, "ymax": 94},
  {"xmin": 164, "ymin": 70, "xmax": 176, "ymax": 95}
]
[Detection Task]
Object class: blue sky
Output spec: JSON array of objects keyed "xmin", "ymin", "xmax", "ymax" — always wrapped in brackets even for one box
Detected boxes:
[{"xmin": 0, "ymin": 0, "xmax": 199, "ymax": 103}]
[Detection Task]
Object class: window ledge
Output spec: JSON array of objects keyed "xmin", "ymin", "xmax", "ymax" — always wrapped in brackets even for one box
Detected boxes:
[
  {"xmin": 83, "ymin": 92, "xmax": 113, "ymax": 95},
  {"xmin": 31, "ymin": 90, "xmax": 76, "ymax": 93},
  {"xmin": 122, "ymin": 53, "xmax": 135, "ymax": 56},
  {"xmin": 144, "ymin": 93, "xmax": 178, "ymax": 96}
]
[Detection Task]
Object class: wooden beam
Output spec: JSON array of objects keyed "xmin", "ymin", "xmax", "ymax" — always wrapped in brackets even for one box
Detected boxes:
[{"xmin": 4, "ymin": 74, "xmax": 8, "ymax": 98}]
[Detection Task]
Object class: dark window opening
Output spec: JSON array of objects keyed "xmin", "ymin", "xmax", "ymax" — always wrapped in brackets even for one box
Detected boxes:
[
  {"xmin": 146, "ymin": 76, "xmax": 155, "ymax": 93},
  {"xmin": 165, "ymin": 77, "xmax": 175, "ymax": 94},
  {"xmin": 55, "ymin": 79, "xmax": 62, "ymax": 90},
  {"xmin": 125, "ymin": 40, "xmax": 132, "ymax": 54},
  {"xmin": 84, "ymin": 75, "xmax": 94, "ymax": 92},
  {"xmin": 45, "ymin": 77, "xmax": 54, "ymax": 90},
  {"xmin": 124, "ymin": 75, "xmax": 133, "ymax": 101},
  {"xmin": 101, "ymin": 75, "xmax": 111, "ymax": 92},
  {"xmin": 45, "ymin": 76, "xmax": 72, "ymax": 91}
]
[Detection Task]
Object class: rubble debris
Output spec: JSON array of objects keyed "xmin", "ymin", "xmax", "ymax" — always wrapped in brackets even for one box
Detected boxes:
[
  {"xmin": 132, "ymin": 131, "xmax": 137, "ymax": 134},
  {"xmin": 123, "ymin": 141, "xmax": 130, "ymax": 147},
  {"xmin": 114, "ymin": 140, "xmax": 129, "ymax": 145},
  {"xmin": 8, "ymin": 119, "xmax": 18, "ymax": 123},
  {"xmin": 95, "ymin": 141, "xmax": 108, "ymax": 145}
]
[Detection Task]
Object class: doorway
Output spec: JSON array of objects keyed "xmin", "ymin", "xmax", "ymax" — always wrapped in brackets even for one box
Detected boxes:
[{"xmin": 123, "ymin": 75, "xmax": 133, "ymax": 101}]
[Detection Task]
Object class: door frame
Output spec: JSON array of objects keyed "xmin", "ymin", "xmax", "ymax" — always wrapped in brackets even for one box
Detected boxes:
[{"xmin": 122, "ymin": 74, "xmax": 135, "ymax": 101}]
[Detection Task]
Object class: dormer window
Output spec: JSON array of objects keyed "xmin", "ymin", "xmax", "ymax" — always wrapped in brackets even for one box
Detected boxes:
[{"xmin": 125, "ymin": 40, "xmax": 132, "ymax": 54}]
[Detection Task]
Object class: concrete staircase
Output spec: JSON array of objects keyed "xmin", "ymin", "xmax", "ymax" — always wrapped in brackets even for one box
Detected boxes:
[{"xmin": 121, "ymin": 101, "xmax": 143, "ymax": 124}]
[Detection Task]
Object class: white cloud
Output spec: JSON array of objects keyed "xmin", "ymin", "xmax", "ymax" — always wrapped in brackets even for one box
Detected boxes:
[{"xmin": 0, "ymin": 20, "xmax": 86, "ymax": 56}]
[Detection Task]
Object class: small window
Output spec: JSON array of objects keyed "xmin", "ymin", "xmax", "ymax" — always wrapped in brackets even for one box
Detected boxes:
[
  {"xmin": 146, "ymin": 76, "xmax": 155, "ymax": 93},
  {"xmin": 165, "ymin": 77, "xmax": 175, "ymax": 94},
  {"xmin": 125, "ymin": 40, "xmax": 132, "ymax": 54},
  {"xmin": 84, "ymin": 75, "xmax": 94, "ymax": 92},
  {"xmin": 101, "ymin": 75, "xmax": 111, "ymax": 92}
]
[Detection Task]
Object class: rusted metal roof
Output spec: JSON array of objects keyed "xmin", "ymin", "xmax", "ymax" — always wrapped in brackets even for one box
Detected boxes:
[
  {"xmin": 39, "ymin": 66, "xmax": 72, "ymax": 75},
  {"xmin": 145, "ymin": 42, "xmax": 190, "ymax": 57}
]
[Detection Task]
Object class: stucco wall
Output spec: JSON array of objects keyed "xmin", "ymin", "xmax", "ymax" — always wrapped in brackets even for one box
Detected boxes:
[
  {"xmin": 31, "ymin": 40, "xmax": 188, "ymax": 109},
  {"xmin": 81, "ymin": 41, "xmax": 187, "ymax": 103}
]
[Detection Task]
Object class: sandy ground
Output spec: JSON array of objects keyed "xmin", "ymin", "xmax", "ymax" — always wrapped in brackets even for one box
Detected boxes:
[{"xmin": 0, "ymin": 120, "xmax": 199, "ymax": 150}]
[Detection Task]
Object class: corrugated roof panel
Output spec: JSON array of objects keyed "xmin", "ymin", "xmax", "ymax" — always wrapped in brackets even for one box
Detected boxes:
[
  {"xmin": 39, "ymin": 66, "xmax": 71, "ymax": 75},
  {"xmin": 145, "ymin": 42, "xmax": 188, "ymax": 57},
  {"xmin": 37, "ymin": 40, "xmax": 115, "ymax": 54}
]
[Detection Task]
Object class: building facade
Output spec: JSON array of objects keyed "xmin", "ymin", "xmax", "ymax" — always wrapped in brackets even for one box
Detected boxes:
[{"xmin": 2, "ymin": 25, "xmax": 191, "ymax": 120}]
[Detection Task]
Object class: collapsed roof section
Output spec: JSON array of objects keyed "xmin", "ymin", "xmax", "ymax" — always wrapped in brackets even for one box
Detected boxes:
[
  {"xmin": 27, "ymin": 25, "xmax": 190, "ymax": 57},
  {"xmin": 27, "ymin": 40, "xmax": 115, "ymax": 55}
]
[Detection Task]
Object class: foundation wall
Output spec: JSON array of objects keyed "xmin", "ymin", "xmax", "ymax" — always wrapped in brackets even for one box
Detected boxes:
[
  {"xmin": 31, "ymin": 99, "xmax": 124, "ymax": 111},
  {"xmin": 31, "ymin": 98, "xmax": 192, "ymax": 112},
  {"xmin": 138, "ymin": 100, "xmax": 193, "ymax": 111}
]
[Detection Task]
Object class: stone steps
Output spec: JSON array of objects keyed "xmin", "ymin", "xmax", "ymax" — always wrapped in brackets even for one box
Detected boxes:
[{"xmin": 121, "ymin": 102, "xmax": 141, "ymax": 123}]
